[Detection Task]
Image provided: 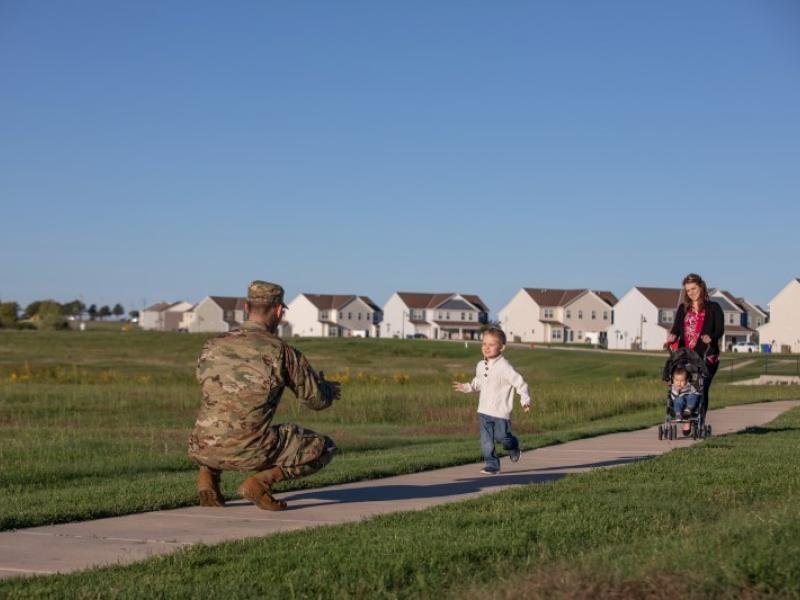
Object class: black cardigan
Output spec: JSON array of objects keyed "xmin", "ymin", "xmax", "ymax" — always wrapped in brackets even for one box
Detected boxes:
[{"xmin": 670, "ymin": 301, "xmax": 725, "ymax": 357}]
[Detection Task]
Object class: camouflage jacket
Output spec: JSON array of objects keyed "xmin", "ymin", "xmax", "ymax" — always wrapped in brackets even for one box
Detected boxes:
[{"xmin": 188, "ymin": 320, "xmax": 336, "ymax": 471}]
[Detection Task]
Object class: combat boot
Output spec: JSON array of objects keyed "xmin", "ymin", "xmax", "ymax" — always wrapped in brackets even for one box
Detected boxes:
[
  {"xmin": 238, "ymin": 466, "xmax": 287, "ymax": 511},
  {"xmin": 197, "ymin": 466, "xmax": 225, "ymax": 507}
]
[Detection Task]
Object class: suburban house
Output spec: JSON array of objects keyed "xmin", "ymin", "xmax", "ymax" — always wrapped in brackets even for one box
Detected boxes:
[
  {"xmin": 758, "ymin": 278, "xmax": 800, "ymax": 353},
  {"xmin": 709, "ymin": 289, "xmax": 758, "ymax": 349},
  {"xmin": 282, "ymin": 294, "xmax": 383, "ymax": 337},
  {"xmin": 139, "ymin": 301, "xmax": 194, "ymax": 331},
  {"xmin": 735, "ymin": 297, "xmax": 769, "ymax": 332},
  {"xmin": 184, "ymin": 296, "xmax": 246, "ymax": 333},
  {"xmin": 382, "ymin": 293, "xmax": 489, "ymax": 340},
  {"xmin": 498, "ymin": 288, "xmax": 617, "ymax": 344},
  {"xmin": 605, "ymin": 287, "xmax": 681, "ymax": 351}
]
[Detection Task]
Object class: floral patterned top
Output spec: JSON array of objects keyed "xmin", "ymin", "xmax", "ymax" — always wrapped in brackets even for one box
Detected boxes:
[
  {"xmin": 683, "ymin": 309, "xmax": 705, "ymax": 351},
  {"xmin": 683, "ymin": 307, "xmax": 720, "ymax": 364}
]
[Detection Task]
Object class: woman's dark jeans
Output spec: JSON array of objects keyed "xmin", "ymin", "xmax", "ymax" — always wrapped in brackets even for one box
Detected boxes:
[{"xmin": 703, "ymin": 360, "xmax": 720, "ymax": 413}]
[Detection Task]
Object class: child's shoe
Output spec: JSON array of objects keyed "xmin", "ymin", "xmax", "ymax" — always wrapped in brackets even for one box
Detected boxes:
[
  {"xmin": 480, "ymin": 467, "xmax": 499, "ymax": 475},
  {"xmin": 509, "ymin": 448, "xmax": 521, "ymax": 463},
  {"xmin": 682, "ymin": 408, "xmax": 691, "ymax": 418}
]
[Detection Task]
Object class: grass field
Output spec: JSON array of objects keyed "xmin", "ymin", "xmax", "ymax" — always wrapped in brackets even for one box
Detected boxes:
[
  {"xmin": 1, "ymin": 330, "xmax": 798, "ymax": 533},
  {"xmin": 3, "ymin": 403, "xmax": 799, "ymax": 597}
]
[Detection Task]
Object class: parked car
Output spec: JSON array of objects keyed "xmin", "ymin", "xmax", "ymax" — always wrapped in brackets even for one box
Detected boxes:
[{"xmin": 732, "ymin": 341, "xmax": 760, "ymax": 353}]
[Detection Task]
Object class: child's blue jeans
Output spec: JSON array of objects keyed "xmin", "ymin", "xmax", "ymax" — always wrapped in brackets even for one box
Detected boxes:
[
  {"xmin": 673, "ymin": 393, "xmax": 701, "ymax": 416},
  {"xmin": 479, "ymin": 412, "xmax": 519, "ymax": 472}
]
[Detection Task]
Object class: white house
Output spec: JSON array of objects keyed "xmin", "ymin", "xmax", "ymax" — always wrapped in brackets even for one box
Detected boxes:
[
  {"xmin": 139, "ymin": 301, "xmax": 194, "ymax": 331},
  {"xmin": 758, "ymin": 278, "xmax": 800, "ymax": 353},
  {"xmin": 606, "ymin": 287, "xmax": 681, "ymax": 351},
  {"xmin": 187, "ymin": 296, "xmax": 246, "ymax": 333},
  {"xmin": 498, "ymin": 288, "xmax": 617, "ymax": 344},
  {"xmin": 382, "ymin": 292, "xmax": 489, "ymax": 340},
  {"xmin": 282, "ymin": 294, "xmax": 383, "ymax": 337}
]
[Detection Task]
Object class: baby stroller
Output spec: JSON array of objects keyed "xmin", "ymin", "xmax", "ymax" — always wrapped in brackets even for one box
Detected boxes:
[{"xmin": 658, "ymin": 348, "xmax": 712, "ymax": 441}]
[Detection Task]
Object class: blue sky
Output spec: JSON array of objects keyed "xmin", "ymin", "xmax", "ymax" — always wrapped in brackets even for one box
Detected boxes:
[{"xmin": 1, "ymin": 1, "xmax": 798, "ymax": 314}]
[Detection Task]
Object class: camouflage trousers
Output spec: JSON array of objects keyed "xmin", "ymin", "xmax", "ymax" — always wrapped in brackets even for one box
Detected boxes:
[{"xmin": 259, "ymin": 423, "xmax": 337, "ymax": 480}]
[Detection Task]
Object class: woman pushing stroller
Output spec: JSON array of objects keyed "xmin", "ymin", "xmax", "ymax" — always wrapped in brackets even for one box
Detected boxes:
[{"xmin": 665, "ymin": 273, "xmax": 725, "ymax": 435}]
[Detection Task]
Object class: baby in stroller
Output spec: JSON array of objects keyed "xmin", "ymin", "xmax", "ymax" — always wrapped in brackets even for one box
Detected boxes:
[
  {"xmin": 660, "ymin": 348, "xmax": 711, "ymax": 440},
  {"xmin": 670, "ymin": 368, "xmax": 701, "ymax": 424}
]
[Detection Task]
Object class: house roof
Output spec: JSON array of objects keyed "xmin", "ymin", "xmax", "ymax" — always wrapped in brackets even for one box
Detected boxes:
[
  {"xmin": 635, "ymin": 287, "xmax": 682, "ymax": 309},
  {"xmin": 462, "ymin": 295, "xmax": 489, "ymax": 313},
  {"xmin": 209, "ymin": 296, "xmax": 246, "ymax": 311},
  {"xmin": 523, "ymin": 288, "xmax": 585, "ymax": 307},
  {"xmin": 539, "ymin": 318, "xmax": 566, "ymax": 326},
  {"xmin": 715, "ymin": 297, "xmax": 741, "ymax": 312},
  {"xmin": 523, "ymin": 288, "xmax": 617, "ymax": 308},
  {"xmin": 302, "ymin": 294, "xmax": 382, "ymax": 313},
  {"xmin": 397, "ymin": 292, "xmax": 488, "ymax": 313},
  {"xmin": 735, "ymin": 297, "xmax": 768, "ymax": 317},
  {"xmin": 711, "ymin": 290, "xmax": 744, "ymax": 312},
  {"xmin": 595, "ymin": 291, "xmax": 618, "ymax": 306},
  {"xmin": 434, "ymin": 320, "xmax": 483, "ymax": 329},
  {"xmin": 143, "ymin": 302, "xmax": 172, "ymax": 312}
]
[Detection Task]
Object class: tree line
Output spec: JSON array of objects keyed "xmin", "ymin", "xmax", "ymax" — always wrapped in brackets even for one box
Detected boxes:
[{"xmin": 0, "ymin": 299, "xmax": 138, "ymax": 330}]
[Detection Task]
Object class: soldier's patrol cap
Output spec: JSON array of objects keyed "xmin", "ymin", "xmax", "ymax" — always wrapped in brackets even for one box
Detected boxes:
[{"xmin": 247, "ymin": 280, "xmax": 288, "ymax": 308}]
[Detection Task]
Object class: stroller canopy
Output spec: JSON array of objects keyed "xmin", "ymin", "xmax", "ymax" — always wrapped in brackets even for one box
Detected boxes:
[{"xmin": 662, "ymin": 348, "xmax": 709, "ymax": 385}]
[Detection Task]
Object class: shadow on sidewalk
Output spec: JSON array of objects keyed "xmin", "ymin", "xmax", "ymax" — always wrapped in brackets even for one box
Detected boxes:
[{"xmin": 280, "ymin": 456, "xmax": 648, "ymax": 509}]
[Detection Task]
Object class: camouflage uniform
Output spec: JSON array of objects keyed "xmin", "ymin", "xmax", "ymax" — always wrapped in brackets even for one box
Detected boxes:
[{"xmin": 188, "ymin": 284, "xmax": 338, "ymax": 482}]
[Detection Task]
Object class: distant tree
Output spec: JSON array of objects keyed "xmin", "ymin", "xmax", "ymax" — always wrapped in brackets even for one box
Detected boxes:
[
  {"xmin": 129, "ymin": 310, "xmax": 140, "ymax": 320},
  {"xmin": 88, "ymin": 304, "xmax": 98, "ymax": 321},
  {"xmin": 24, "ymin": 301, "xmax": 42, "ymax": 319},
  {"xmin": 61, "ymin": 300, "xmax": 86, "ymax": 318},
  {"xmin": 0, "ymin": 302, "xmax": 20, "ymax": 328},
  {"xmin": 35, "ymin": 301, "xmax": 68, "ymax": 330},
  {"xmin": 112, "ymin": 304, "xmax": 125, "ymax": 319},
  {"xmin": 99, "ymin": 305, "xmax": 112, "ymax": 320}
]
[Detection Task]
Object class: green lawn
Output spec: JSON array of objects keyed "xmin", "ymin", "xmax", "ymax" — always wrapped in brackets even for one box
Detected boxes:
[
  {"xmin": 1, "ymin": 330, "xmax": 797, "ymax": 532},
  {"xmin": 4, "ymin": 404, "xmax": 799, "ymax": 598}
]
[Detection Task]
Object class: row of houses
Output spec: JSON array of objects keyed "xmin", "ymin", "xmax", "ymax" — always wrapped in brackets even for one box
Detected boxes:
[{"xmin": 138, "ymin": 278, "xmax": 800, "ymax": 352}]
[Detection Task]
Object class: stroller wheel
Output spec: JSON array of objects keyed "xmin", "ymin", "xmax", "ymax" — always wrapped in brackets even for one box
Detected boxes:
[
  {"xmin": 658, "ymin": 425, "xmax": 663, "ymax": 440},
  {"xmin": 691, "ymin": 422, "xmax": 698, "ymax": 440},
  {"xmin": 706, "ymin": 424, "xmax": 712, "ymax": 437}
]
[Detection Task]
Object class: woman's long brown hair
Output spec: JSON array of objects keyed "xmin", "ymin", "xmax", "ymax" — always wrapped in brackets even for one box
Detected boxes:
[{"xmin": 682, "ymin": 273, "xmax": 709, "ymax": 312}]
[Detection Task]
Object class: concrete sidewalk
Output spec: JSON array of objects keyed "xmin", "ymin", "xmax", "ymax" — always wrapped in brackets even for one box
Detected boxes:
[{"xmin": 1, "ymin": 400, "xmax": 797, "ymax": 580}]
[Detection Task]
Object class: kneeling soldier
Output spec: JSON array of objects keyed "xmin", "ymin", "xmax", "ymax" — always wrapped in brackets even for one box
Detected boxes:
[{"xmin": 188, "ymin": 280, "xmax": 340, "ymax": 510}]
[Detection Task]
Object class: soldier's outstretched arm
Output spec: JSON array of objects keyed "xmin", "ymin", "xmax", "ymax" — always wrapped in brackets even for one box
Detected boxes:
[{"xmin": 284, "ymin": 345, "xmax": 339, "ymax": 410}]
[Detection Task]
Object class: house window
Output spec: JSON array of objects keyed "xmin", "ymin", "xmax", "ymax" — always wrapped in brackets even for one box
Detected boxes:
[
  {"xmin": 591, "ymin": 310, "xmax": 596, "ymax": 320},
  {"xmin": 552, "ymin": 329, "xmax": 562, "ymax": 340},
  {"xmin": 438, "ymin": 312, "xmax": 442, "ymax": 319},
  {"xmin": 566, "ymin": 309, "xmax": 571, "ymax": 319},
  {"xmin": 728, "ymin": 313, "xmax": 735, "ymax": 325},
  {"xmin": 339, "ymin": 312, "xmax": 343, "ymax": 319},
  {"xmin": 461, "ymin": 312, "xmax": 465, "ymax": 320},
  {"xmin": 468, "ymin": 313, "xmax": 473, "ymax": 320},
  {"xmin": 543, "ymin": 308, "xmax": 554, "ymax": 319},
  {"xmin": 348, "ymin": 312, "xmax": 352, "ymax": 320},
  {"xmin": 320, "ymin": 311, "xmax": 328, "ymax": 320},
  {"xmin": 446, "ymin": 312, "xmax": 450, "ymax": 319},
  {"xmin": 578, "ymin": 331, "xmax": 583, "ymax": 340},
  {"xmin": 578, "ymin": 310, "xmax": 583, "ymax": 319},
  {"xmin": 358, "ymin": 313, "xmax": 362, "ymax": 321},
  {"xmin": 603, "ymin": 311, "xmax": 609, "ymax": 320},
  {"xmin": 366, "ymin": 312, "xmax": 370, "ymax": 321}
]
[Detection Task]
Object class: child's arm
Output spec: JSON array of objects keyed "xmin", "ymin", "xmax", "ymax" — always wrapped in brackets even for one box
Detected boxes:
[
  {"xmin": 505, "ymin": 364, "xmax": 532, "ymax": 412},
  {"xmin": 452, "ymin": 366, "xmax": 481, "ymax": 393}
]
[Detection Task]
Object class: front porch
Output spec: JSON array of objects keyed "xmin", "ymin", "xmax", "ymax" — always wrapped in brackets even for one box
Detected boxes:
[{"xmin": 434, "ymin": 321, "xmax": 483, "ymax": 340}]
